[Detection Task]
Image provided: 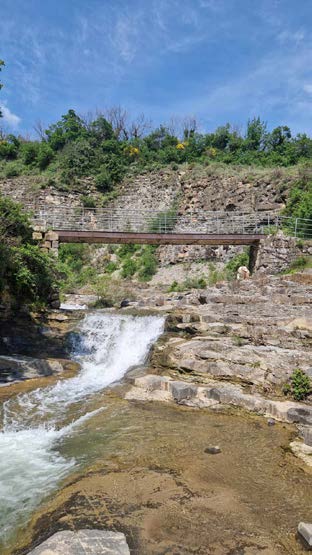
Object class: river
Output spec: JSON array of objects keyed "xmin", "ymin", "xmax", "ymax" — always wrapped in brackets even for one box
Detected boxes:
[
  {"xmin": 0, "ymin": 312, "xmax": 164, "ymax": 550},
  {"xmin": 1, "ymin": 311, "xmax": 312, "ymax": 554}
]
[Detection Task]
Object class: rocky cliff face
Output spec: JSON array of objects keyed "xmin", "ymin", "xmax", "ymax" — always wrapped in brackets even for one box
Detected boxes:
[
  {"xmin": 0, "ymin": 165, "xmax": 297, "ymax": 215},
  {"xmin": 0, "ymin": 165, "xmax": 303, "ymax": 270}
]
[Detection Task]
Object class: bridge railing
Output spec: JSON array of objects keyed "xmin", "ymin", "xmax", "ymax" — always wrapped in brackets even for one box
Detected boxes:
[{"xmin": 24, "ymin": 205, "xmax": 312, "ymax": 239}]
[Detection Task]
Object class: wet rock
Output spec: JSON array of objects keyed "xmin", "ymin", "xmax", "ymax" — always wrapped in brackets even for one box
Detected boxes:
[
  {"xmin": 287, "ymin": 407, "xmax": 312, "ymax": 426},
  {"xmin": 26, "ymin": 529, "xmax": 130, "ymax": 554},
  {"xmin": 0, "ymin": 355, "xmax": 76, "ymax": 383},
  {"xmin": 303, "ymin": 427, "xmax": 312, "ymax": 447},
  {"xmin": 298, "ymin": 522, "xmax": 312, "ymax": 548},
  {"xmin": 204, "ymin": 446, "xmax": 221, "ymax": 454},
  {"xmin": 120, "ymin": 299, "xmax": 130, "ymax": 308},
  {"xmin": 169, "ymin": 381, "xmax": 197, "ymax": 403}
]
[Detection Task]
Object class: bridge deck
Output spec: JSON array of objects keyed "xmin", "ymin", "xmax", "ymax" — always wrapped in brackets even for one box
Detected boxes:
[{"xmin": 57, "ymin": 230, "xmax": 265, "ymax": 246}]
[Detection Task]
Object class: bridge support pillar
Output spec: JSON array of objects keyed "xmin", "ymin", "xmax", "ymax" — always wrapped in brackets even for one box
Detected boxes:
[
  {"xmin": 32, "ymin": 228, "xmax": 59, "ymax": 257},
  {"xmin": 249, "ymin": 243, "xmax": 260, "ymax": 274}
]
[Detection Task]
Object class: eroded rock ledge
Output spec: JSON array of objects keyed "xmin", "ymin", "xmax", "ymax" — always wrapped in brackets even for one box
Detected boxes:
[{"xmin": 27, "ymin": 529, "xmax": 130, "ymax": 555}]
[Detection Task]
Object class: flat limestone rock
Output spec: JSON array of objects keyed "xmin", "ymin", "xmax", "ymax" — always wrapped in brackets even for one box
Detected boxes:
[
  {"xmin": 27, "ymin": 529, "xmax": 130, "ymax": 555},
  {"xmin": 298, "ymin": 522, "xmax": 312, "ymax": 547}
]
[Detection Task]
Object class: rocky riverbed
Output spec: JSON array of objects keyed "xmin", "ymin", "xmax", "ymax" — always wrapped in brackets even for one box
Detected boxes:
[{"xmin": 1, "ymin": 270, "xmax": 312, "ymax": 554}]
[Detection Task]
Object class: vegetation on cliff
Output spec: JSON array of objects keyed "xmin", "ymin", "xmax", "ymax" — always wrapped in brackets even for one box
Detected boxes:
[
  {"xmin": 1, "ymin": 110, "xmax": 312, "ymax": 189},
  {"xmin": 0, "ymin": 196, "xmax": 57, "ymax": 308}
]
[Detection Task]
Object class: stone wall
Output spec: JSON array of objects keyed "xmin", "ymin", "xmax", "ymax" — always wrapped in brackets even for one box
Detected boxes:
[{"xmin": 255, "ymin": 233, "xmax": 312, "ymax": 274}]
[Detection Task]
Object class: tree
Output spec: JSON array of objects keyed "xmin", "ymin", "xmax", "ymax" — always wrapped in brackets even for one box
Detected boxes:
[
  {"xmin": 245, "ymin": 117, "xmax": 267, "ymax": 151},
  {"xmin": 105, "ymin": 106, "xmax": 129, "ymax": 140},
  {"xmin": 268, "ymin": 126, "xmax": 292, "ymax": 150},
  {"xmin": 89, "ymin": 115, "xmax": 114, "ymax": 144},
  {"xmin": 144, "ymin": 126, "xmax": 177, "ymax": 151},
  {"xmin": 45, "ymin": 109, "xmax": 87, "ymax": 150},
  {"xmin": 33, "ymin": 119, "xmax": 47, "ymax": 141},
  {"xmin": 0, "ymin": 59, "xmax": 5, "ymax": 118},
  {"xmin": 0, "ymin": 196, "xmax": 57, "ymax": 306},
  {"xmin": 128, "ymin": 113, "xmax": 152, "ymax": 139}
]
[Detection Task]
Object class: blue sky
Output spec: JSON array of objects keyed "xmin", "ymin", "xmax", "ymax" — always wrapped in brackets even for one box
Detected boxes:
[{"xmin": 1, "ymin": 0, "xmax": 312, "ymax": 137}]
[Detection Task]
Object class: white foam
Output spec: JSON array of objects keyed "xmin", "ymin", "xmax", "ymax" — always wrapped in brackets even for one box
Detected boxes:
[{"xmin": 0, "ymin": 313, "xmax": 164, "ymax": 542}]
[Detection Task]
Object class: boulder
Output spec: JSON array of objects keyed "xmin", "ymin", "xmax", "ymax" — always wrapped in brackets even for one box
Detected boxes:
[
  {"xmin": 0, "ymin": 355, "xmax": 72, "ymax": 382},
  {"xmin": 303, "ymin": 427, "xmax": 312, "ymax": 447},
  {"xmin": 298, "ymin": 522, "xmax": 312, "ymax": 548},
  {"xmin": 236, "ymin": 266, "xmax": 250, "ymax": 280},
  {"xmin": 27, "ymin": 529, "xmax": 130, "ymax": 555}
]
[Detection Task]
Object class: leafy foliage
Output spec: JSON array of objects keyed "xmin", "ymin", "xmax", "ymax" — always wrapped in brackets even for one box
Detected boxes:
[
  {"xmin": 283, "ymin": 369, "xmax": 311, "ymax": 401},
  {"xmin": 168, "ymin": 276, "xmax": 207, "ymax": 292},
  {"xmin": 225, "ymin": 251, "xmax": 250, "ymax": 279},
  {"xmin": 2, "ymin": 109, "xmax": 312, "ymax": 193},
  {"xmin": 0, "ymin": 196, "xmax": 57, "ymax": 306}
]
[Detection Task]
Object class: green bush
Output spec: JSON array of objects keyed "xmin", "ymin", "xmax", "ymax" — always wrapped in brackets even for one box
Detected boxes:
[
  {"xmin": 95, "ymin": 168, "xmax": 114, "ymax": 192},
  {"xmin": 118, "ymin": 243, "xmax": 139, "ymax": 258},
  {"xmin": 8, "ymin": 245, "xmax": 56, "ymax": 303},
  {"xmin": 207, "ymin": 264, "xmax": 225, "ymax": 285},
  {"xmin": 225, "ymin": 251, "xmax": 250, "ymax": 279},
  {"xmin": 168, "ymin": 276, "xmax": 207, "ymax": 292},
  {"xmin": 288, "ymin": 256, "xmax": 312, "ymax": 272},
  {"xmin": 60, "ymin": 139, "xmax": 95, "ymax": 177},
  {"xmin": 37, "ymin": 143, "xmax": 54, "ymax": 170},
  {"xmin": 121, "ymin": 257, "xmax": 137, "ymax": 278},
  {"xmin": 5, "ymin": 162, "xmax": 21, "ymax": 177},
  {"xmin": 0, "ymin": 196, "xmax": 57, "ymax": 306},
  {"xmin": 0, "ymin": 139, "xmax": 18, "ymax": 160},
  {"xmin": 283, "ymin": 369, "xmax": 311, "ymax": 401},
  {"xmin": 105, "ymin": 261, "xmax": 118, "ymax": 274},
  {"xmin": 138, "ymin": 246, "xmax": 158, "ymax": 280},
  {"xmin": 21, "ymin": 142, "xmax": 39, "ymax": 165},
  {"xmin": 81, "ymin": 195, "xmax": 97, "ymax": 209}
]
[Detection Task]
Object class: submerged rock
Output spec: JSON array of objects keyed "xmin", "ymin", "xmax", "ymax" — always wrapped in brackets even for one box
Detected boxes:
[
  {"xmin": 204, "ymin": 446, "xmax": 221, "ymax": 454},
  {"xmin": 27, "ymin": 529, "xmax": 130, "ymax": 555}
]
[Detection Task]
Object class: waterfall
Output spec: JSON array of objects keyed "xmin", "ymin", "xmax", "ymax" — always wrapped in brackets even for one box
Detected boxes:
[{"xmin": 0, "ymin": 312, "xmax": 164, "ymax": 543}]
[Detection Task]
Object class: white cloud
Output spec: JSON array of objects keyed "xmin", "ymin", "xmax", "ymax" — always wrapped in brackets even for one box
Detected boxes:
[
  {"xmin": 1, "ymin": 104, "xmax": 21, "ymax": 127},
  {"xmin": 303, "ymin": 84, "xmax": 312, "ymax": 95}
]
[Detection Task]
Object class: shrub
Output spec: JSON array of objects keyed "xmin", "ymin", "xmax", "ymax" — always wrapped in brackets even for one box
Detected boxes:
[
  {"xmin": 207, "ymin": 263, "xmax": 225, "ymax": 285},
  {"xmin": 60, "ymin": 139, "xmax": 95, "ymax": 177},
  {"xmin": 95, "ymin": 168, "xmax": 114, "ymax": 192},
  {"xmin": 37, "ymin": 143, "xmax": 54, "ymax": 170},
  {"xmin": 289, "ymin": 256, "xmax": 312, "ymax": 271},
  {"xmin": 105, "ymin": 261, "xmax": 118, "ymax": 274},
  {"xmin": 168, "ymin": 276, "xmax": 207, "ymax": 292},
  {"xmin": 81, "ymin": 195, "xmax": 97, "ymax": 209},
  {"xmin": 121, "ymin": 257, "xmax": 137, "ymax": 278},
  {"xmin": 118, "ymin": 243, "xmax": 139, "ymax": 258},
  {"xmin": 5, "ymin": 162, "xmax": 21, "ymax": 177},
  {"xmin": 283, "ymin": 369, "xmax": 311, "ymax": 401},
  {"xmin": 0, "ymin": 140, "xmax": 18, "ymax": 160},
  {"xmin": 21, "ymin": 142, "xmax": 39, "ymax": 165},
  {"xmin": 138, "ymin": 246, "xmax": 158, "ymax": 280},
  {"xmin": 8, "ymin": 245, "xmax": 56, "ymax": 304}
]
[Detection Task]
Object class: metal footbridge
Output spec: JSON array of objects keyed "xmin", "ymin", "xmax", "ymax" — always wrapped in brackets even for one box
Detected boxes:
[{"xmin": 28, "ymin": 205, "xmax": 312, "ymax": 246}]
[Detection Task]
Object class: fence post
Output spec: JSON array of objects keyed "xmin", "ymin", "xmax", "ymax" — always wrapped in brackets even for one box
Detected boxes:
[
  {"xmin": 295, "ymin": 218, "xmax": 298, "ymax": 238},
  {"xmin": 164, "ymin": 212, "xmax": 167, "ymax": 234}
]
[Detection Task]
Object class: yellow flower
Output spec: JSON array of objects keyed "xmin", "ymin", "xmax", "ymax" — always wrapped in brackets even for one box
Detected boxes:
[
  {"xmin": 206, "ymin": 147, "xmax": 217, "ymax": 158},
  {"xmin": 125, "ymin": 145, "xmax": 140, "ymax": 156},
  {"xmin": 176, "ymin": 143, "xmax": 185, "ymax": 150}
]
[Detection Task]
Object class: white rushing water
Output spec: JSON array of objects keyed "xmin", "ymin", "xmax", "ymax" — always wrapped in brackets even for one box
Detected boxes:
[{"xmin": 0, "ymin": 312, "xmax": 164, "ymax": 543}]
